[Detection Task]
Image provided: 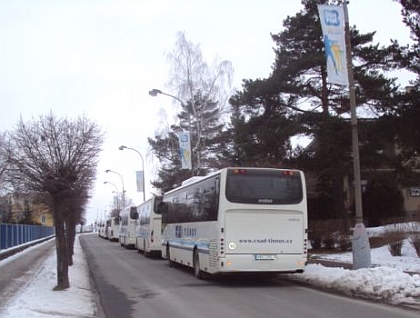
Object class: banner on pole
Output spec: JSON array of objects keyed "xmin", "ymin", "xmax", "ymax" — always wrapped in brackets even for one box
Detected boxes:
[
  {"xmin": 178, "ymin": 131, "xmax": 192, "ymax": 170},
  {"xmin": 136, "ymin": 171, "xmax": 144, "ymax": 192},
  {"xmin": 318, "ymin": 4, "xmax": 349, "ymax": 86}
]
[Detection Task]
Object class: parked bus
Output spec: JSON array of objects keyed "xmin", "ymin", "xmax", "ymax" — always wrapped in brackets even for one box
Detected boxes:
[
  {"xmin": 135, "ymin": 196, "xmax": 162, "ymax": 257},
  {"xmin": 107, "ymin": 216, "xmax": 120, "ymax": 242},
  {"xmin": 119, "ymin": 206, "xmax": 139, "ymax": 248},
  {"xmin": 98, "ymin": 221, "xmax": 107, "ymax": 238},
  {"xmin": 157, "ymin": 167, "xmax": 308, "ymax": 279}
]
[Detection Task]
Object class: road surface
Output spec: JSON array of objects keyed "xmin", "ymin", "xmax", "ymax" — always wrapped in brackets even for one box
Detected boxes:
[
  {"xmin": 80, "ymin": 234, "xmax": 419, "ymax": 318},
  {"xmin": 0, "ymin": 238, "xmax": 55, "ymax": 312}
]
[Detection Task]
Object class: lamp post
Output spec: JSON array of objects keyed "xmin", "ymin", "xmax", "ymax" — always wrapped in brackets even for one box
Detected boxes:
[
  {"xmin": 149, "ymin": 88, "xmax": 196, "ymax": 175},
  {"xmin": 148, "ymin": 88, "xmax": 187, "ymax": 107},
  {"xmin": 105, "ymin": 169, "xmax": 125, "ymax": 209},
  {"xmin": 103, "ymin": 181, "xmax": 120, "ymax": 210},
  {"xmin": 343, "ymin": 1, "xmax": 371, "ymax": 269},
  {"xmin": 119, "ymin": 145, "xmax": 146, "ymax": 202}
]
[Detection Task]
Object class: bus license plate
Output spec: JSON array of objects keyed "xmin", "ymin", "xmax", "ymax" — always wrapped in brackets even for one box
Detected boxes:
[{"xmin": 254, "ymin": 254, "xmax": 275, "ymax": 261}]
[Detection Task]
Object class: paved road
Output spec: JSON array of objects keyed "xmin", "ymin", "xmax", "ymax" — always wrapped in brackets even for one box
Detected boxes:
[
  {"xmin": 80, "ymin": 234, "xmax": 420, "ymax": 318},
  {"xmin": 0, "ymin": 238, "xmax": 55, "ymax": 311}
]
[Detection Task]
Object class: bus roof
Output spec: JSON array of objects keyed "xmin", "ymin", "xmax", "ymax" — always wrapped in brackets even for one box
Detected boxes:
[{"xmin": 164, "ymin": 167, "xmax": 303, "ymax": 195}]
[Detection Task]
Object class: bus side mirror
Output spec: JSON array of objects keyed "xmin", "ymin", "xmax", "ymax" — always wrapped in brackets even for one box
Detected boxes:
[{"xmin": 130, "ymin": 206, "xmax": 139, "ymax": 219}]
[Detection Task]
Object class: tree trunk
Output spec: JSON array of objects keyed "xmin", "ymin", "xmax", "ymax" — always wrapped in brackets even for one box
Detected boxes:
[
  {"xmin": 54, "ymin": 203, "xmax": 70, "ymax": 290},
  {"xmin": 65, "ymin": 216, "xmax": 76, "ymax": 266}
]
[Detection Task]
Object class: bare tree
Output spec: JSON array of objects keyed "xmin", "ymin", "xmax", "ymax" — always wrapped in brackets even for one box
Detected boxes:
[
  {"xmin": 0, "ymin": 132, "xmax": 14, "ymax": 222},
  {"xmin": 9, "ymin": 113, "xmax": 103, "ymax": 290},
  {"xmin": 150, "ymin": 32, "xmax": 234, "ymax": 183},
  {"xmin": 0, "ymin": 132, "xmax": 11, "ymax": 192},
  {"xmin": 167, "ymin": 31, "xmax": 234, "ymax": 117}
]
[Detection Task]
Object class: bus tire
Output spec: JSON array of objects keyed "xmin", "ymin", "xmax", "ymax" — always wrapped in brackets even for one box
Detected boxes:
[
  {"xmin": 166, "ymin": 244, "xmax": 174, "ymax": 268},
  {"xmin": 193, "ymin": 249, "xmax": 204, "ymax": 279}
]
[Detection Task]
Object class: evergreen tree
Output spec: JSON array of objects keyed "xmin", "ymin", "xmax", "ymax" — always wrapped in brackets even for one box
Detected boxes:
[
  {"xmin": 387, "ymin": 0, "xmax": 420, "ymax": 174},
  {"xmin": 362, "ymin": 173, "xmax": 405, "ymax": 226},
  {"xmin": 0, "ymin": 195, "xmax": 13, "ymax": 223},
  {"xmin": 229, "ymin": 0, "xmax": 399, "ymax": 218},
  {"xmin": 149, "ymin": 92, "xmax": 228, "ymax": 192},
  {"xmin": 18, "ymin": 198, "xmax": 35, "ymax": 224}
]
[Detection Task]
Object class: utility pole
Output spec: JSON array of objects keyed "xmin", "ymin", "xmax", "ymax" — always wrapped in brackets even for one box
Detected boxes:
[{"xmin": 343, "ymin": 1, "xmax": 371, "ymax": 269}]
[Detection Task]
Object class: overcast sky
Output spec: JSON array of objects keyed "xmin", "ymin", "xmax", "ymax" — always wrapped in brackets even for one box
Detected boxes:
[{"xmin": 0, "ymin": 0, "xmax": 413, "ymax": 223}]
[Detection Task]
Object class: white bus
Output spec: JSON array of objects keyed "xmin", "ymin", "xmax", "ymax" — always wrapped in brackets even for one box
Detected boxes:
[
  {"xmin": 135, "ymin": 196, "xmax": 162, "ymax": 257},
  {"xmin": 119, "ymin": 206, "xmax": 139, "ymax": 248},
  {"xmin": 107, "ymin": 216, "xmax": 120, "ymax": 242},
  {"xmin": 98, "ymin": 221, "xmax": 107, "ymax": 238},
  {"xmin": 158, "ymin": 167, "xmax": 308, "ymax": 279}
]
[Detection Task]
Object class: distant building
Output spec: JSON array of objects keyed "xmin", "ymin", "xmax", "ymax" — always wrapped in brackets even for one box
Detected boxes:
[{"xmin": 1, "ymin": 192, "xmax": 53, "ymax": 226}]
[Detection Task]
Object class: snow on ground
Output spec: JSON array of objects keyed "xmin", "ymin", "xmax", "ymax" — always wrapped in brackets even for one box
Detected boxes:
[
  {"xmin": 310, "ymin": 239, "xmax": 420, "ymax": 273},
  {"xmin": 290, "ymin": 237, "xmax": 420, "ymax": 305},
  {"xmin": 0, "ymin": 236, "xmax": 98, "ymax": 318},
  {"xmin": 0, "ymin": 232, "xmax": 419, "ymax": 317}
]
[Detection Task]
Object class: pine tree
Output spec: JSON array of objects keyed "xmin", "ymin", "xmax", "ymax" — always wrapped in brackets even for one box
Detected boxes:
[
  {"xmin": 389, "ymin": 1, "xmax": 420, "ymax": 164},
  {"xmin": 229, "ymin": 0, "xmax": 400, "ymax": 218},
  {"xmin": 149, "ymin": 92, "xmax": 228, "ymax": 192}
]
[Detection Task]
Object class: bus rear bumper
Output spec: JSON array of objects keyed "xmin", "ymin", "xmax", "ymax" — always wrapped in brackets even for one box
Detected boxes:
[{"xmin": 214, "ymin": 254, "xmax": 307, "ymax": 274}]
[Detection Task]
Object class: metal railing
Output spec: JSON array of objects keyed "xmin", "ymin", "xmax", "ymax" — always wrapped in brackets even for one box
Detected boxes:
[{"xmin": 0, "ymin": 223, "xmax": 55, "ymax": 250}]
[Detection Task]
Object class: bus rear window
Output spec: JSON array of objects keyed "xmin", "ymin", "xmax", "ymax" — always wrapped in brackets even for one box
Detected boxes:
[{"xmin": 225, "ymin": 169, "xmax": 303, "ymax": 204}]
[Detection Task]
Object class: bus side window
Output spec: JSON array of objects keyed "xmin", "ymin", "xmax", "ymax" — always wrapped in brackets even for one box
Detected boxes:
[{"xmin": 202, "ymin": 178, "xmax": 218, "ymax": 221}]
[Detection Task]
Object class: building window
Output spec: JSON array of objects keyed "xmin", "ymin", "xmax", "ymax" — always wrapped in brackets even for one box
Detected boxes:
[{"xmin": 409, "ymin": 188, "xmax": 420, "ymax": 197}]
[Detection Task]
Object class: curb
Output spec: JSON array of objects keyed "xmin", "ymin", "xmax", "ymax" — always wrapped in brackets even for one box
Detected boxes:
[{"xmin": 0, "ymin": 235, "xmax": 55, "ymax": 261}]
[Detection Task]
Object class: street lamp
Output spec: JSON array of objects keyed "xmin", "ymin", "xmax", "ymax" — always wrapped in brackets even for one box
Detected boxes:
[
  {"xmin": 148, "ymin": 89, "xmax": 186, "ymax": 107},
  {"xmin": 103, "ymin": 181, "xmax": 120, "ymax": 210},
  {"xmin": 119, "ymin": 145, "xmax": 146, "ymax": 202},
  {"xmin": 105, "ymin": 169, "xmax": 125, "ymax": 209},
  {"xmin": 104, "ymin": 181, "xmax": 118, "ymax": 192},
  {"xmin": 149, "ymin": 88, "xmax": 196, "ymax": 175}
]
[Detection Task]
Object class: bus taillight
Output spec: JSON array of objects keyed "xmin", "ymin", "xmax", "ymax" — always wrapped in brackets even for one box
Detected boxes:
[{"xmin": 282, "ymin": 170, "xmax": 296, "ymax": 176}]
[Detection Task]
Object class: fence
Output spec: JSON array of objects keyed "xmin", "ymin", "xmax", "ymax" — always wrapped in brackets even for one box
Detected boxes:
[{"xmin": 0, "ymin": 223, "xmax": 55, "ymax": 250}]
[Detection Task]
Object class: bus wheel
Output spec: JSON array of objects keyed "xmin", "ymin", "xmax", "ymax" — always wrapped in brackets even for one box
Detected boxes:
[
  {"xmin": 166, "ymin": 245, "xmax": 173, "ymax": 268},
  {"xmin": 193, "ymin": 250, "xmax": 204, "ymax": 279}
]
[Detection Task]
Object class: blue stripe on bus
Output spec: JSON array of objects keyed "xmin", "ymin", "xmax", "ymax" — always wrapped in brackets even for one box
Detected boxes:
[{"xmin": 165, "ymin": 240, "xmax": 210, "ymax": 254}]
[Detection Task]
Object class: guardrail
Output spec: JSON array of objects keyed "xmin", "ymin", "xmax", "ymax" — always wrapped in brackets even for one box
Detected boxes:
[{"xmin": 0, "ymin": 223, "xmax": 55, "ymax": 251}]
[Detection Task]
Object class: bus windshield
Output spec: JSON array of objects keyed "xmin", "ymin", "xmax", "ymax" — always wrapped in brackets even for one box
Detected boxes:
[{"xmin": 225, "ymin": 168, "xmax": 303, "ymax": 204}]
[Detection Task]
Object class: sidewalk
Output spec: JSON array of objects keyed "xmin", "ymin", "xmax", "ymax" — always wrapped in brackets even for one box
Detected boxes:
[
  {"xmin": 0, "ymin": 234, "xmax": 99, "ymax": 318},
  {"xmin": 0, "ymin": 235, "xmax": 55, "ymax": 261}
]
